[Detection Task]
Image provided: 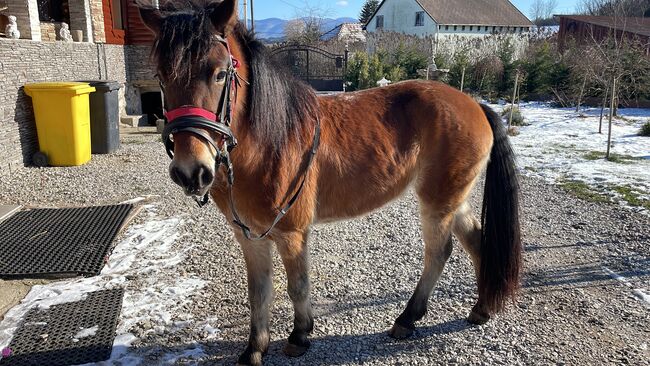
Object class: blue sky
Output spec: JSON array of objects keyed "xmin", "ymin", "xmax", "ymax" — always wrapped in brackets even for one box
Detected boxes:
[{"xmin": 242, "ymin": 0, "xmax": 582, "ymax": 20}]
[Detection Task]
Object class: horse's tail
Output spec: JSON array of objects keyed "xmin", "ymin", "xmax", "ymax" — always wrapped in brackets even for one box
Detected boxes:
[{"xmin": 478, "ymin": 104, "xmax": 522, "ymax": 314}]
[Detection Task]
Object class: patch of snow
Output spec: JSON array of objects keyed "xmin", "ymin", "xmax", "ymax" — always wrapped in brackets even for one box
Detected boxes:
[
  {"xmin": 0, "ymin": 201, "xmax": 211, "ymax": 364},
  {"xmin": 603, "ymin": 267, "xmax": 650, "ymax": 305},
  {"xmin": 162, "ymin": 343, "xmax": 207, "ymax": 364},
  {"xmin": 73, "ymin": 326, "xmax": 99, "ymax": 342},
  {"xmin": 492, "ymin": 103, "xmax": 650, "ymax": 211}
]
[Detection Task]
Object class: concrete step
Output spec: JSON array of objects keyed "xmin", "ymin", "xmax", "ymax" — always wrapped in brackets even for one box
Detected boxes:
[{"xmin": 0, "ymin": 205, "xmax": 21, "ymax": 222}]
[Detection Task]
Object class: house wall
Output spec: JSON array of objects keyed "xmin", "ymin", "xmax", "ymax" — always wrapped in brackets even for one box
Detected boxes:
[
  {"xmin": 365, "ymin": 0, "xmax": 437, "ymax": 37},
  {"xmin": 0, "ymin": 38, "xmax": 128, "ymax": 176}
]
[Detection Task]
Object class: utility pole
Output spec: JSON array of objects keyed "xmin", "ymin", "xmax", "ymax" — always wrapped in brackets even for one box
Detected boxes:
[
  {"xmin": 243, "ymin": 0, "xmax": 248, "ymax": 29},
  {"xmin": 250, "ymin": 0, "xmax": 255, "ymax": 33}
]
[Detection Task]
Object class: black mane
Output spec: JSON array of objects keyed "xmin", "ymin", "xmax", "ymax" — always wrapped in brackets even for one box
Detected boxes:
[{"xmin": 148, "ymin": 1, "xmax": 319, "ymax": 150}]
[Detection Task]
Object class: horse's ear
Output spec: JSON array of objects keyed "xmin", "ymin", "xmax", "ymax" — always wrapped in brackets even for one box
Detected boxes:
[
  {"xmin": 138, "ymin": 6, "xmax": 163, "ymax": 34},
  {"xmin": 208, "ymin": 0, "xmax": 238, "ymax": 36}
]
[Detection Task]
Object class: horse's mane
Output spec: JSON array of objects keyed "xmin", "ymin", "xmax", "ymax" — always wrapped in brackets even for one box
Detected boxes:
[{"xmin": 146, "ymin": 0, "xmax": 319, "ymax": 150}]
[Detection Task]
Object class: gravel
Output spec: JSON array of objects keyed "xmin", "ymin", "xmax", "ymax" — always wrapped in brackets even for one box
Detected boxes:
[{"xmin": 0, "ymin": 131, "xmax": 648, "ymax": 365}]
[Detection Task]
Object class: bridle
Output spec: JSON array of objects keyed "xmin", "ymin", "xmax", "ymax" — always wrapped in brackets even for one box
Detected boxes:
[{"xmin": 159, "ymin": 34, "xmax": 321, "ymax": 241}]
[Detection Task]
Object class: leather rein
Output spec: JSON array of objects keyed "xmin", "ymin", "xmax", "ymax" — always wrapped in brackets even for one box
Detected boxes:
[{"xmin": 159, "ymin": 35, "xmax": 321, "ymax": 241}]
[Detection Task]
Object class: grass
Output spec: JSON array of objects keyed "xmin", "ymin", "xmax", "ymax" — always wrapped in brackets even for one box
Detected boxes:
[
  {"xmin": 639, "ymin": 122, "xmax": 650, "ymax": 137},
  {"xmin": 610, "ymin": 185, "xmax": 650, "ymax": 210},
  {"xmin": 559, "ymin": 179, "xmax": 611, "ymax": 204},
  {"xmin": 582, "ymin": 151, "xmax": 642, "ymax": 164}
]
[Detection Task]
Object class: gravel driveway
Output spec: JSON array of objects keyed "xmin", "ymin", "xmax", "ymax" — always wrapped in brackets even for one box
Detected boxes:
[{"xmin": 0, "ymin": 130, "xmax": 648, "ymax": 365}]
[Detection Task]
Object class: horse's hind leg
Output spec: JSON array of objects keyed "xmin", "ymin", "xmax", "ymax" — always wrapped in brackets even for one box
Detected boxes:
[
  {"xmin": 275, "ymin": 230, "xmax": 314, "ymax": 358},
  {"xmin": 389, "ymin": 203, "xmax": 454, "ymax": 339},
  {"xmin": 453, "ymin": 201, "xmax": 490, "ymax": 324}
]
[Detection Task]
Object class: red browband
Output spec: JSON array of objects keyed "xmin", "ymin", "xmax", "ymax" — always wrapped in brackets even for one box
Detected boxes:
[
  {"xmin": 164, "ymin": 107, "xmax": 217, "ymax": 123},
  {"xmin": 164, "ymin": 56, "xmax": 240, "ymax": 123}
]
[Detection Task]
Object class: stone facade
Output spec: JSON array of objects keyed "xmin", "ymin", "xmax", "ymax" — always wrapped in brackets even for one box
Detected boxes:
[
  {"xmin": 0, "ymin": 38, "xmax": 128, "ymax": 176},
  {"xmin": 89, "ymin": 0, "xmax": 105, "ymax": 43},
  {"xmin": 39, "ymin": 22, "xmax": 58, "ymax": 42},
  {"xmin": 68, "ymin": 0, "xmax": 93, "ymax": 42}
]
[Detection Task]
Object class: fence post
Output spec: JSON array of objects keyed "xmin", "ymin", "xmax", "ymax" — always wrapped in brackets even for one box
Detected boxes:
[{"xmin": 508, "ymin": 70, "xmax": 520, "ymax": 129}]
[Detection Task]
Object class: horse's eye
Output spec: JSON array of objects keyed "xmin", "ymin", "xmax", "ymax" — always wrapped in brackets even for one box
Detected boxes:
[{"xmin": 215, "ymin": 71, "xmax": 227, "ymax": 82}]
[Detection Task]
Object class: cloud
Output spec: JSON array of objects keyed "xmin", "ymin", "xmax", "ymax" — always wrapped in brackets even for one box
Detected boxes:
[{"xmin": 336, "ymin": 0, "xmax": 349, "ymax": 6}]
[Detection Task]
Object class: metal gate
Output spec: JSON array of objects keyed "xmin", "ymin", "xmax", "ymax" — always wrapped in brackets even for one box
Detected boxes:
[{"xmin": 270, "ymin": 45, "xmax": 348, "ymax": 92}]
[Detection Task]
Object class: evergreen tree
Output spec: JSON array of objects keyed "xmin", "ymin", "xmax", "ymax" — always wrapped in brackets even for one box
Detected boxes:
[{"xmin": 359, "ymin": 0, "xmax": 380, "ymax": 24}]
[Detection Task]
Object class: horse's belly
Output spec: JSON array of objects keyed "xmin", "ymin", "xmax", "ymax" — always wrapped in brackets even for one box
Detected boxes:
[{"xmin": 314, "ymin": 154, "xmax": 419, "ymax": 223}]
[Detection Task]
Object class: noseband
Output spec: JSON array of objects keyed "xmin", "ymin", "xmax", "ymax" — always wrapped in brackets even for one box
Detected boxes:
[{"xmin": 159, "ymin": 34, "xmax": 321, "ymax": 241}]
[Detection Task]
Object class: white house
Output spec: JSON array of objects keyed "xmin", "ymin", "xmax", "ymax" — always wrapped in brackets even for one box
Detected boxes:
[{"xmin": 365, "ymin": 0, "xmax": 533, "ymax": 38}]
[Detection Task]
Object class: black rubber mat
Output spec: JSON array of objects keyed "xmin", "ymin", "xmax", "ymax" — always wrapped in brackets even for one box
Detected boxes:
[
  {"xmin": 0, "ymin": 204, "xmax": 133, "ymax": 279},
  {"xmin": 0, "ymin": 288, "xmax": 124, "ymax": 366}
]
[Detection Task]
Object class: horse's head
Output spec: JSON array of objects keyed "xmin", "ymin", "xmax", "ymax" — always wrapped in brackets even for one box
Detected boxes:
[{"xmin": 139, "ymin": 0, "xmax": 241, "ymax": 197}]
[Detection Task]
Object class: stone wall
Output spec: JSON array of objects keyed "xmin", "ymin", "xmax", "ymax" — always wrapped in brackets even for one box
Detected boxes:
[{"xmin": 0, "ymin": 39, "xmax": 128, "ymax": 176}]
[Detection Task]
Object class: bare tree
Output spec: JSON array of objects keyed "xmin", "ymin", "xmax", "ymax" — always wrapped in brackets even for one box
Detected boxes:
[
  {"xmin": 284, "ymin": 1, "xmax": 331, "ymax": 44},
  {"xmin": 578, "ymin": 0, "xmax": 650, "ymax": 17},
  {"xmin": 530, "ymin": 0, "xmax": 559, "ymax": 25}
]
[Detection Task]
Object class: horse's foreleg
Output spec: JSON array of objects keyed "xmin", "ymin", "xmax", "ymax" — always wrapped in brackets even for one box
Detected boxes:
[
  {"xmin": 236, "ymin": 234, "xmax": 274, "ymax": 366},
  {"xmin": 276, "ymin": 230, "xmax": 314, "ymax": 358},
  {"xmin": 389, "ymin": 206, "xmax": 454, "ymax": 339}
]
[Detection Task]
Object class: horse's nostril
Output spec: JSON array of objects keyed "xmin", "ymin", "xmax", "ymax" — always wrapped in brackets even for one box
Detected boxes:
[
  {"xmin": 197, "ymin": 164, "xmax": 214, "ymax": 188},
  {"xmin": 170, "ymin": 166, "xmax": 188, "ymax": 187}
]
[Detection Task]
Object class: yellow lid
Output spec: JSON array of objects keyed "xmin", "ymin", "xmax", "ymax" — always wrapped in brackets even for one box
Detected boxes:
[{"xmin": 24, "ymin": 82, "xmax": 96, "ymax": 96}]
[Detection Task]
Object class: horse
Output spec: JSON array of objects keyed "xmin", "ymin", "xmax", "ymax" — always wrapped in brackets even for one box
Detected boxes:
[{"xmin": 138, "ymin": 1, "xmax": 521, "ymax": 365}]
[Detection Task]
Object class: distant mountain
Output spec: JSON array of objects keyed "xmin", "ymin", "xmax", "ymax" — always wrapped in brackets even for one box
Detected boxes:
[{"xmin": 245, "ymin": 17, "xmax": 359, "ymax": 43}]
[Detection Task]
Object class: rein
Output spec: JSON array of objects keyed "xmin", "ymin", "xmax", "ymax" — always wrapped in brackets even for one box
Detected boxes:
[{"xmin": 159, "ymin": 35, "xmax": 321, "ymax": 241}]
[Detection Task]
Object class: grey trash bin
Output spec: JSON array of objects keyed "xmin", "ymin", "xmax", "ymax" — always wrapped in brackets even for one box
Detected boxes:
[{"xmin": 79, "ymin": 80, "xmax": 121, "ymax": 154}]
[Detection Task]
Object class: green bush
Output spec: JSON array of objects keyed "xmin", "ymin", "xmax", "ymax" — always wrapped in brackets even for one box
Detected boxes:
[
  {"xmin": 501, "ymin": 106, "xmax": 526, "ymax": 126},
  {"xmin": 639, "ymin": 122, "xmax": 650, "ymax": 136}
]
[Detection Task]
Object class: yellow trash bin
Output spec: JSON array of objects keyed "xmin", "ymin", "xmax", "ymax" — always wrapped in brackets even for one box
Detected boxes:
[{"xmin": 24, "ymin": 82, "xmax": 96, "ymax": 167}]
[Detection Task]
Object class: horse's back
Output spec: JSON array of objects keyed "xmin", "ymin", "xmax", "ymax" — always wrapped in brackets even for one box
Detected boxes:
[{"xmin": 314, "ymin": 80, "xmax": 493, "ymax": 221}]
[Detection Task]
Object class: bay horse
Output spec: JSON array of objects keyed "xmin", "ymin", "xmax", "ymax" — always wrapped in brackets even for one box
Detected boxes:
[{"xmin": 138, "ymin": 1, "xmax": 521, "ymax": 365}]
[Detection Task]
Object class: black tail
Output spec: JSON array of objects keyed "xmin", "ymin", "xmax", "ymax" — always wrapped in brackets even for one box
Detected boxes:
[{"xmin": 479, "ymin": 104, "xmax": 522, "ymax": 314}]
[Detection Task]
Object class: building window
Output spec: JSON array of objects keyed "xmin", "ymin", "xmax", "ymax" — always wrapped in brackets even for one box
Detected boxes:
[
  {"xmin": 376, "ymin": 15, "xmax": 384, "ymax": 29},
  {"xmin": 445, "ymin": 25, "xmax": 449, "ymax": 30},
  {"xmin": 38, "ymin": 0, "xmax": 67, "ymax": 22},
  {"xmin": 111, "ymin": 0, "xmax": 125, "ymax": 30},
  {"xmin": 461, "ymin": 25, "xmax": 465, "ymax": 31},
  {"xmin": 454, "ymin": 25, "xmax": 457, "ymax": 31},
  {"xmin": 415, "ymin": 11, "xmax": 424, "ymax": 26},
  {"xmin": 470, "ymin": 26, "xmax": 473, "ymax": 31}
]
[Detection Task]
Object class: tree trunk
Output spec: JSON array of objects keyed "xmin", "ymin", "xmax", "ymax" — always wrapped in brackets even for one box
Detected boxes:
[
  {"xmin": 606, "ymin": 77, "xmax": 616, "ymax": 159},
  {"xmin": 599, "ymin": 85, "xmax": 609, "ymax": 134},
  {"xmin": 460, "ymin": 66, "xmax": 466, "ymax": 92}
]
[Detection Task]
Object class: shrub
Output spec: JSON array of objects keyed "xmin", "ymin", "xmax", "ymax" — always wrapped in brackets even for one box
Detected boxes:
[
  {"xmin": 501, "ymin": 106, "xmax": 526, "ymax": 126},
  {"xmin": 639, "ymin": 122, "xmax": 650, "ymax": 136}
]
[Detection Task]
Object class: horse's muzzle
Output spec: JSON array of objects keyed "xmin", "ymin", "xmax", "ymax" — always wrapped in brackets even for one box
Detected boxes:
[{"xmin": 169, "ymin": 162, "xmax": 214, "ymax": 197}]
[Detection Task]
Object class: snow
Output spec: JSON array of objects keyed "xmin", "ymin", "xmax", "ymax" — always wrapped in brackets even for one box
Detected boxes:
[
  {"xmin": 491, "ymin": 103, "xmax": 650, "ymax": 211},
  {"xmin": 0, "ymin": 199, "xmax": 210, "ymax": 364},
  {"xmin": 73, "ymin": 326, "xmax": 99, "ymax": 341},
  {"xmin": 603, "ymin": 267, "xmax": 650, "ymax": 305}
]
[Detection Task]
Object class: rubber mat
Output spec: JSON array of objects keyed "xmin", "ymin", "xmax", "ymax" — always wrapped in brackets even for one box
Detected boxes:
[
  {"xmin": 0, "ymin": 204, "xmax": 134, "ymax": 279},
  {"xmin": 0, "ymin": 288, "xmax": 124, "ymax": 366}
]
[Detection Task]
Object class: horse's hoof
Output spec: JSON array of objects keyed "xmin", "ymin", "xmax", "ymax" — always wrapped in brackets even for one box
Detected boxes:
[
  {"xmin": 283, "ymin": 341, "xmax": 310, "ymax": 357},
  {"xmin": 236, "ymin": 351, "xmax": 263, "ymax": 366},
  {"xmin": 467, "ymin": 309, "xmax": 491, "ymax": 325},
  {"xmin": 388, "ymin": 323, "xmax": 414, "ymax": 339}
]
